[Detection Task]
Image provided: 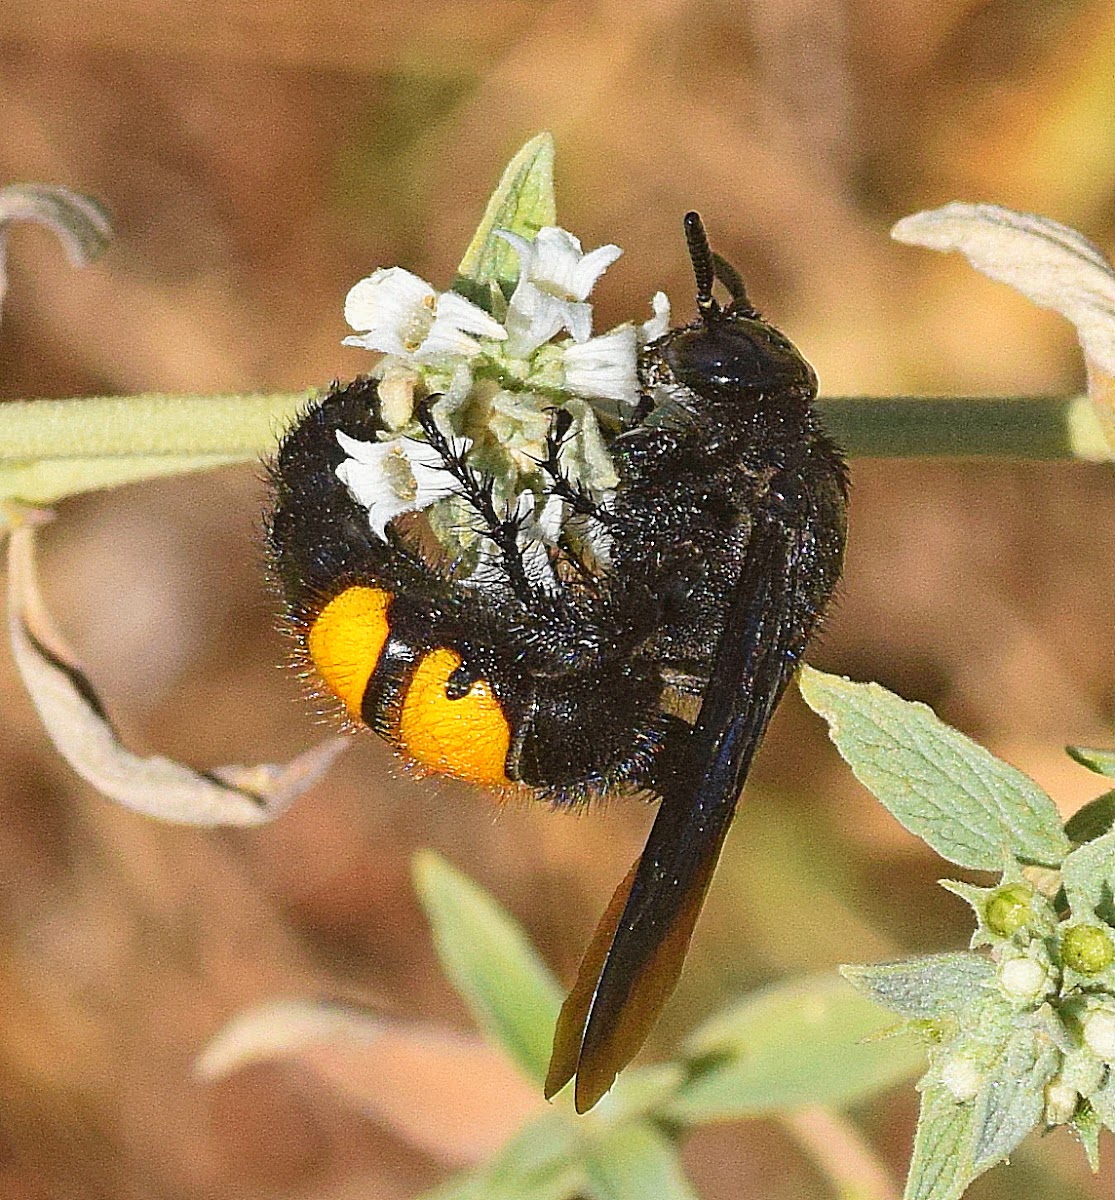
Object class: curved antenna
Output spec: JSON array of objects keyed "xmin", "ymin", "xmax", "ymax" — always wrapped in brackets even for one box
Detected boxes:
[
  {"xmin": 683, "ymin": 211, "xmax": 719, "ymax": 317},
  {"xmin": 711, "ymin": 252, "xmax": 755, "ymax": 314}
]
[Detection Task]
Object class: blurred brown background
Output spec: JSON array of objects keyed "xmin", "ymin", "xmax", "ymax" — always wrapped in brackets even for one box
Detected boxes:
[{"xmin": 3, "ymin": 1, "xmax": 1115, "ymax": 1197}]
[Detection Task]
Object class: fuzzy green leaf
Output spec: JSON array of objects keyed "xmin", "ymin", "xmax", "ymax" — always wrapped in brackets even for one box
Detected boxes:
[
  {"xmin": 412, "ymin": 851, "xmax": 563, "ymax": 1084},
  {"xmin": 667, "ymin": 973, "xmax": 923, "ymax": 1122},
  {"xmin": 1060, "ymin": 830, "xmax": 1115, "ymax": 919},
  {"xmin": 905, "ymin": 1025, "xmax": 1056, "ymax": 1200},
  {"xmin": 583, "ymin": 1123, "xmax": 698, "ymax": 1200},
  {"xmin": 799, "ymin": 667, "xmax": 1070, "ymax": 869},
  {"xmin": 0, "ymin": 392, "xmax": 306, "ymax": 513},
  {"xmin": 1066, "ymin": 745, "xmax": 1115, "ymax": 778},
  {"xmin": 1065, "ymin": 790, "xmax": 1115, "ymax": 844},
  {"xmin": 419, "ymin": 1113, "xmax": 582, "ymax": 1200},
  {"xmin": 971, "ymin": 1026, "xmax": 1058, "ymax": 1169},
  {"xmin": 841, "ymin": 953, "xmax": 996, "ymax": 1021},
  {"xmin": 454, "ymin": 132, "xmax": 555, "ymax": 305}
]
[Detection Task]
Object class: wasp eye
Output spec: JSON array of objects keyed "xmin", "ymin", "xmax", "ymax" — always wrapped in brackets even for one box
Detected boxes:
[
  {"xmin": 308, "ymin": 586, "xmax": 393, "ymax": 719},
  {"xmin": 398, "ymin": 648, "xmax": 511, "ymax": 786}
]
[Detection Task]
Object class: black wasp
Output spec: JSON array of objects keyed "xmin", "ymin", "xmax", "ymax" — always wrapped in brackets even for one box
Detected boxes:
[{"xmin": 267, "ymin": 213, "xmax": 848, "ymax": 1111}]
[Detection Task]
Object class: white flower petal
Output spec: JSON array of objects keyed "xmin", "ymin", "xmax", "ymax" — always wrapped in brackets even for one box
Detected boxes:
[
  {"xmin": 641, "ymin": 291, "xmax": 672, "ymax": 342},
  {"xmin": 529, "ymin": 227, "xmax": 586, "ymax": 293},
  {"xmin": 344, "ymin": 267, "xmax": 436, "ymax": 356},
  {"xmin": 402, "ymin": 435, "xmax": 472, "ymax": 508},
  {"xmin": 569, "ymin": 243, "xmax": 623, "ymax": 300},
  {"xmin": 562, "ymin": 324, "xmax": 638, "ymax": 405},
  {"xmin": 334, "ymin": 433, "xmax": 417, "ymax": 540},
  {"xmin": 434, "ymin": 291, "xmax": 508, "ymax": 341},
  {"xmin": 343, "ymin": 267, "xmax": 504, "ymax": 364},
  {"xmin": 503, "ymin": 284, "xmax": 568, "ymax": 357}
]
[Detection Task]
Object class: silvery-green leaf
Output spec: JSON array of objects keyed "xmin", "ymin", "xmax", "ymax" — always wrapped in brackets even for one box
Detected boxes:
[
  {"xmin": 971, "ymin": 1025, "xmax": 1058, "ymax": 1170},
  {"xmin": 455, "ymin": 133, "xmax": 555, "ymax": 306},
  {"xmin": 799, "ymin": 667, "xmax": 1070, "ymax": 870},
  {"xmin": 1066, "ymin": 745, "xmax": 1115, "ymax": 778},
  {"xmin": 1065, "ymin": 790, "xmax": 1115, "ymax": 845},
  {"xmin": 419, "ymin": 1112, "xmax": 583, "ymax": 1200},
  {"xmin": 582, "ymin": 1122, "xmax": 698, "ymax": 1200},
  {"xmin": 891, "ymin": 203, "xmax": 1115, "ymax": 455},
  {"xmin": 198, "ymin": 1000, "xmax": 542, "ymax": 1167},
  {"xmin": 1071, "ymin": 1101, "xmax": 1102, "ymax": 1173},
  {"xmin": 7, "ymin": 522, "xmax": 343, "ymax": 823},
  {"xmin": 891, "ymin": 203, "xmax": 1115, "ymax": 376},
  {"xmin": 904, "ymin": 1081, "xmax": 981, "ymax": 1200},
  {"xmin": 412, "ymin": 851, "xmax": 563, "ymax": 1084},
  {"xmin": 1089, "ymin": 1074, "xmax": 1115, "ymax": 1132},
  {"xmin": 0, "ymin": 392, "xmax": 306, "ymax": 513},
  {"xmin": 668, "ymin": 973, "xmax": 924, "ymax": 1122},
  {"xmin": 1060, "ymin": 830, "xmax": 1115, "ymax": 917},
  {"xmin": 841, "ymin": 954, "xmax": 995, "ymax": 1021}
]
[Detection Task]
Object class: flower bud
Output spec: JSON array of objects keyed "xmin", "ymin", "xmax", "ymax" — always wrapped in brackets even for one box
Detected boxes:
[
  {"xmin": 1083, "ymin": 1009, "xmax": 1115, "ymax": 1061},
  {"xmin": 985, "ymin": 883, "xmax": 1033, "ymax": 937},
  {"xmin": 998, "ymin": 955, "xmax": 1053, "ymax": 1001},
  {"xmin": 1061, "ymin": 924, "xmax": 1114, "ymax": 975},
  {"xmin": 1043, "ymin": 1078, "xmax": 1079, "ymax": 1126},
  {"xmin": 940, "ymin": 1055, "xmax": 982, "ymax": 1102}
]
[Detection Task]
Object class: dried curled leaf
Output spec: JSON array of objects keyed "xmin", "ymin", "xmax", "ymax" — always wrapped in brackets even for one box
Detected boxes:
[
  {"xmin": 0, "ymin": 183, "xmax": 111, "ymax": 317},
  {"xmin": 199, "ymin": 1000, "xmax": 544, "ymax": 1167},
  {"xmin": 7, "ymin": 520, "xmax": 344, "ymax": 824},
  {"xmin": 892, "ymin": 202, "xmax": 1115, "ymax": 453}
]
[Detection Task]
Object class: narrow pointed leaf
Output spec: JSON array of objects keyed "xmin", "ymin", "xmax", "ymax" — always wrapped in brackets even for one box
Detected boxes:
[
  {"xmin": 0, "ymin": 393, "xmax": 306, "ymax": 512},
  {"xmin": 1066, "ymin": 745, "xmax": 1115, "ymax": 778},
  {"xmin": 583, "ymin": 1123, "xmax": 699, "ymax": 1200},
  {"xmin": 800, "ymin": 667, "xmax": 1070, "ymax": 869},
  {"xmin": 419, "ymin": 1113, "xmax": 583, "ymax": 1200},
  {"xmin": 668, "ymin": 973, "xmax": 924, "ymax": 1122},
  {"xmin": 1065, "ymin": 790, "xmax": 1115, "ymax": 845},
  {"xmin": 841, "ymin": 953, "xmax": 996, "ymax": 1021},
  {"xmin": 7, "ymin": 522, "xmax": 343, "ymax": 822},
  {"xmin": 1060, "ymin": 830, "xmax": 1115, "ymax": 915},
  {"xmin": 455, "ymin": 133, "xmax": 555, "ymax": 303},
  {"xmin": 905, "ymin": 1082, "xmax": 981, "ymax": 1200},
  {"xmin": 413, "ymin": 851, "xmax": 563, "ymax": 1084},
  {"xmin": 971, "ymin": 1026, "xmax": 1057, "ymax": 1170}
]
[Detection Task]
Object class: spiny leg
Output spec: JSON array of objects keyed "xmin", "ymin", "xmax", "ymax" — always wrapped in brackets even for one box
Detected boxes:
[{"xmin": 414, "ymin": 398, "xmax": 538, "ymax": 599}]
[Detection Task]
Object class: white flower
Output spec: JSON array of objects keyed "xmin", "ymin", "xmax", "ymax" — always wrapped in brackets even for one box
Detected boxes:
[
  {"xmin": 998, "ymin": 956, "xmax": 1053, "ymax": 1001},
  {"xmin": 940, "ymin": 1056, "xmax": 982, "ymax": 1102},
  {"xmin": 561, "ymin": 324, "xmax": 638, "ymax": 408},
  {"xmin": 498, "ymin": 226, "xmax": 622, "ymax": 356},
  {"xmin": 640, "ymin": 291, "xmax": 672, "ymax": 342},
  {"xmin": 1084, "ymin": 1009, "xmax": 1115, "ymax": 1060},
  {"xmin": 335, "ymin": 429, "xmax": 471, "ymax": 540},
  {"xmin": 342, "ymin": 267, "xmax": 506, "ymax": 362}
]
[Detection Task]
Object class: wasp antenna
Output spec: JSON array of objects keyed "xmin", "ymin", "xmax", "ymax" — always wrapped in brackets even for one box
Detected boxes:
[
  {"xmin": 711, "ymin": 251, "xmax": 756, "ymax": 315},
  {"xmin": 683, "ymin": 211, "xmax": 719, "ymax": 317}
]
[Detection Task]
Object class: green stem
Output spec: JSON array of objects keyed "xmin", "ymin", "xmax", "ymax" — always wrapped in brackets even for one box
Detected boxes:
[
  {"xmin": 0, "ymin": 391, "xmax": 1108, "ymax": 515},
  {"xmin": 819, "ymin": 394, "xmax": 1109, "ymax": 461}
]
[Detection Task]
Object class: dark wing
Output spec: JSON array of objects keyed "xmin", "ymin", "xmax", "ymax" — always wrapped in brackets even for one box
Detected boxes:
[{"xmin": 546, "ymin": 516, "xmax": 814, "ymax": 1112}]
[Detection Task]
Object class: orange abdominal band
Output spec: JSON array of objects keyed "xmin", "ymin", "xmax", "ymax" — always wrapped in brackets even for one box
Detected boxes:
[
  {"xmin": 307, "ymin": 588, "xmax": 511, "ymax": 786},
  {"xmin": 398, "ymin": 648, "xmax": 512, "ymax": 786},
  {"xmin": 307, "ymin": 586, "xmax": 393, "ymax": 719}
]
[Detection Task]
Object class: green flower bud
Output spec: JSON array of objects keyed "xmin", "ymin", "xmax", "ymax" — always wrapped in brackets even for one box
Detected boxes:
[
  {"xmin": 985, "ymin": 883, "xmax": 1033, "ymax": 937},
  {"xmin": 1061, "ymin": 924, "xmax": 1114, "ymax": 975}
]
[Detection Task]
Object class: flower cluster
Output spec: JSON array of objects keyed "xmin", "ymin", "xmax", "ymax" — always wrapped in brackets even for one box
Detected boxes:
[
  {"xmin": 333, "ymin": 225, "xmax": 670, "ymax": 584},
  {"xmin": 849, "ymin": 856, "xmax": 1115, "ymax": 1172}
]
